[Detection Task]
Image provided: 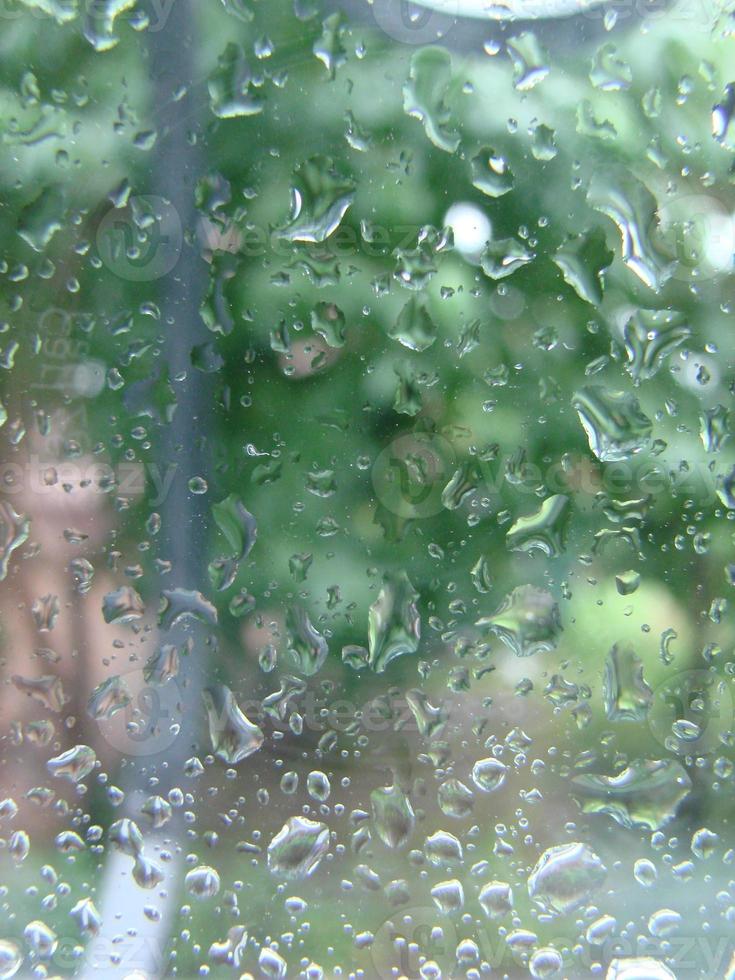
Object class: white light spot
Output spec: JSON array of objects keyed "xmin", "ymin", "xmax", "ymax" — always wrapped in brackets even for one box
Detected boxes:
[
  {"xmin": 704, "ymin": 210, "xmax": 735, "ymax": 271},
  {"xmin": 443, "ymin": 202, "xmax": 491, "ymax": 260},
  {"xmin": 72, "ymin": 361, "xmax": 106, "ymax": 398}
]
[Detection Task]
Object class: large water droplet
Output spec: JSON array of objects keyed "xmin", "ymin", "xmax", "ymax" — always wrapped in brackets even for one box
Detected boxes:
[
  {"xmin": 403, "ymin": 47, "xmax": 460, "ymax": 154},
  {"xmin": 573, "ymin": 385, "xmax": 652, "ymax": 462},
  {"xmin": 47, "ymin": 744, "xmax": 96, "ymax": 783},
  {"xmin": 506, "ymin": 495, "xmax": 569, "ymax": 557},
  {"xmin": 102, "ymin": 586, "xmax": 145, "ymax": 625},
  {"xmin": 0, "ymin": 502, "xmax": 30, "ymax": 582},
  {"xmin": 185, "ymin": 865, "xmax": 221, "ymax": 900},
  {"xmin": 208, "ymin": 43, "xmax": 264, "ymax": 118},
  {"xmin": 606, "ymin": 957, "xmax": 676, "ymax": 979},
  {"xmin": 571, "ymin": 759, "xmax": 692, "ymax": 830},
  {"xmin": 0, "ymin": 940, "xmax": 22, "ymax": 980},
  {"xmin": 278, "ymin": 155, "xmax": 355, "ymax": 244},
  {"xmin": 388, "ymin": 297, "xmax": 438, "ymax": 352},
  {"xmin": 603, "ymin": 644, "xmax": 653, "ymax": 722},
  {"xmin": 286, "ymin": 605, "xmax": 329, "ymax": 676},
  {"xmin": 203, "ymin": 685, "xmax": 264, "ymax": 764},
  {"xmin": 553, "ymin": 228, "xmax": 613, "ymax": 306},
  {"xmin": 87, "ymin": 675, "xmax": 131, "ymax": 722},
  {"xmin": 622, "ymin": 309, "xmax": 690, "ymax": 382},
  {"xmin": 477, "ymin": 585, "xmax": 562, "ymax": 657},
  {"xmin": 587, "ymin": 170, "xmax": 673, "ymax": 291},
  {"xmin": 267, "ymin": 817, "xmax": 330, "ymax": 879},
  {"xmin": 368, "ymin": 571, "xmax": 421, "ymax": 673},
  {"xmin": 528, "ymin": 842, "xmax": 606, "ymax": 915},
  {"xmin": 471, "ymin": 757, "xmax": 508, "ymax": 793},
  {"xmin": 371, "ymin": 784, "xmax": 415, "ymax": 849}
]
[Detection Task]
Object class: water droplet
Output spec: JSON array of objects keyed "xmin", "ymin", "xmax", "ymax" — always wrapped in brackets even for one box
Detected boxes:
[
  {"xmin": 403, "ymin": 47, "xmax": 460, "ymax": 153},
  {"xmin": 700, "ymin": 404, "xmax": 731, "ymax": 453},
  {"xmin": 606, "ymin": 956, "xmax": 676, "ymax": 979},
  {"xmin": 313, "ymin": 11, "xmax": 346, "ymax": 78},
  {"xmin": 573, "ymin": 385, "xmax": 653, "ymax": 462},
  {"xmin": 528, "ymin": 842, "xmax": 606, "ymax": 915},
  {"xmin": 425, "ymin": 830, "xmax": 462, "ymax": 866},
  {"xmin": 507, "ymin": 33, "xmax": 549, "ymax": 91},
  {"xmin": 132, "ymin": 854, "xmax": 164, "ymax": 890},
  {"xmin": 615, "ymin": 570, "xmax": 641, "ymax": 596},
  {"xmin": 388, "ymin": 297, "xmax": 437, "ymax": 352},
  {"xmin": 587, "ymin": 914, "xmax": 617, "ymax": 945},
  {"xmin": 529, "ymin": 946, "xmax": 563, "ymax": 978},
  {"xmin": 286, "ymin": 605, "xmax": 329, "ymax": 675},
  {"xmin": 479, "ymin": 880, "xmax": 513, "ymax": 918},
  {"xmin": 712, "ymin": 83, "xmax": 735, "ymax": 144},
  {"xmin": 430, "ymin": 878, "xmax": 464, "ymax": 914},
  {"xmin": 571, "ymin": 759, "xmax": 692, "ymax": 830},
  {"xmin": 47, "ymin": 744, "xmax": 96, "ymax": 783},
  {"xmin": 437, "ymin": 778, "xmax": 474, "ymax": 818},
  {"xmin": 603, "ymin": 644, "xmax": 653, "ymax": 722},
  {"xmin": 480, "ymin": 237, "xmax": 535, "ymax": 279},
  {"xmin": 83, "ymin": 0, "xmax": 135, "ymax": 51},
  {"xmin": 477, "ymin": 585, "xmax": 562, "ymax": 657},
  {"xmin": 623, "ymin": 309, "xmax": 690, "ymax": 381},
  {"xmin": 590, "ymin": 43, "xmax": 632, "ymax": 91},
  {"xmin": 70, "ymin": 897, "xmax": 101, "ymax": 938},
  {"xmin": 368, "ymin": 571, "xmax": 421, "ymax": 673},
  {"xmin": 471, "ymin": 147, "xmax": 514, "ymax": 198},
  {"xmin": 23, "ymin": 921, "xmax": 57, "ymax": 960},
  {"xmin": 267, "ymin": 816, "xmax": 329, "ymax": 878},
  {"xmin": 185, "ymin": 865, "xmax": 221, "ymax": 900},
  {"xmin": 109, "ymin": 817, "xmax": 144, "ymax": 856},
  {"xmin": 371, "ymin": 784, "xmax": 415, "ymax": 849},
  {"xmin": 0, "ymin": 501, "xmax": 30, "ymax": 581},
  {"xmin": 188, "ymin": 476, "xmax": 208, "ymax": 494},
  {"xmin": 506, "ymin": 495, "xmax": 570, "ymax": 557},
  {"xmin": 144, "ymin": 643, "xmax": 181, "ymax": 685},
  {"xmin": 159, "ymin": 588, "xmax": 218, "ymax": 630},
  {"xmin": 278, "ymin": 155, "xmax": 355, "ymax": 243},
  {"xmin": 648, "ymin": 908, "xmax": 681, "ymax": 938},
  {"xmin": 531, "ymin": 122, "xmax": 557, "ymax": 160},
  {"xmin": 141, "ymin": 795, "xmax": 172, "ymax": 829},
  {"xmin": 587, "ymin": 170, "xmax": 673, "ymax": 291},
  {"xmin": 0, "ymin": 940, "xmax": 22, "ymax": 980},
  {"xmin": 87, "ymin": 675, "xmax": 131, "ymax": 722},
  {"xmin": 691, "ymin": 826, "xmax": 718, "ymax": 860},
  {"xmin": 553, "ymin": 228, "xmax": 613, "ymax": 306},
  {"xmin": 208, "ymin": 43, "xmax": 264, "ymax": 118},
  {"xmin": 102, "ymin": 586, "xmax": 145, "ymax": 625},
  {"xmin": 17, "ymin": 185, "xmax": 65, "ymax": 252},
  {"xmin": 203, "ymin": 685, "xmax": 264, "ymax": 764},
  {"xmin": 307, "ymin": 770, "xmax": 331, "ymax": 802},
  {"xmin": 471, "ymin": 757, "xmax": 508, "ymax": 793},
  {"xmin": 634, "ymin": 858, "xmax": 658, "ymax": 887}
]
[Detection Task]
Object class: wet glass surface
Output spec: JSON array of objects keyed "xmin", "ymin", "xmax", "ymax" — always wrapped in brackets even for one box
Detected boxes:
[{"xmin": 0, "ymin": 0, "xmax": 735, "ymax": 977}]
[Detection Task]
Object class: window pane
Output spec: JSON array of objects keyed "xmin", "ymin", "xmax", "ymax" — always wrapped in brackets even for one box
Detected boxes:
[{"xmin": 1, "ymin": 2, "xmax": 734, "ymax": 978}]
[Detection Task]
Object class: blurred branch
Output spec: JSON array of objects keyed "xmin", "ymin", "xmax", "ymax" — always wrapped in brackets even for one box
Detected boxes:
[{"xmin": 81, "ymin": 0, "xmax": 212, "ymax": 975}]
